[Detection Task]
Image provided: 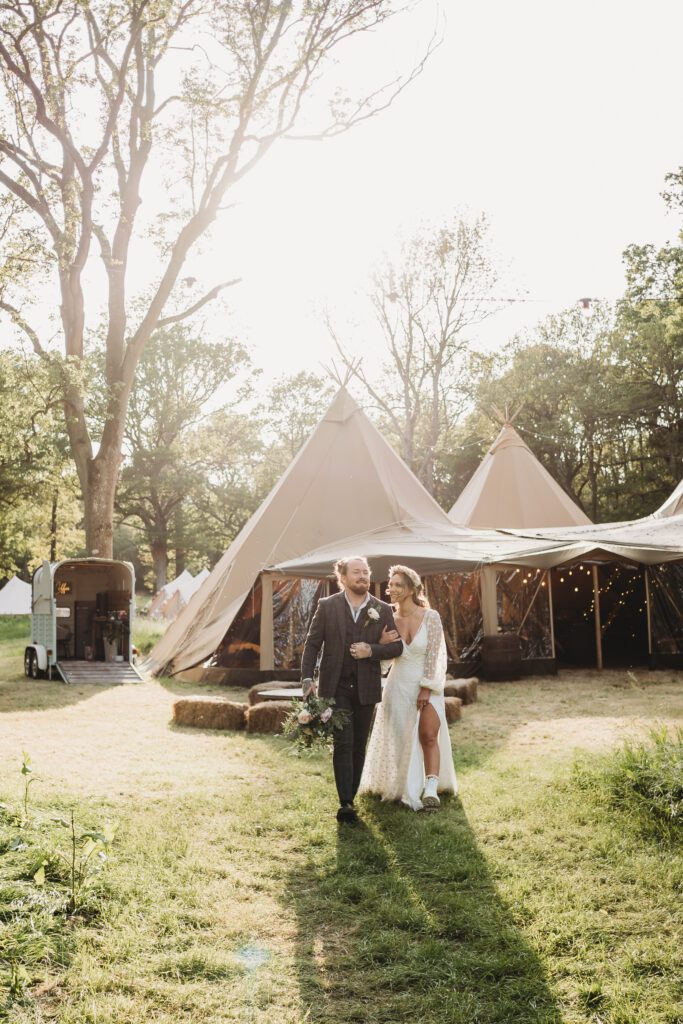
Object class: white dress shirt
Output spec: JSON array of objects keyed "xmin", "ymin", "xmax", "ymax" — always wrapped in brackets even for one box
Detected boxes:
[{"xmin": 345, "ymin": 591, "xmax": 371, "ymax": 623}]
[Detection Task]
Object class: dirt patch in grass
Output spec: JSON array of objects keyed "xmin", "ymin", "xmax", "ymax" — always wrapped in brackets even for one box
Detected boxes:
[
  {"xmin": 459, "ymin": 671, "xmax": 683, "ymax": 769},
  {"xmin": 0, "ymin": 669, "xmax": 681, "ymax": 801},
  {"xmin": 0, "ymin": 676, "xmax": 259, "ymax": 799}
]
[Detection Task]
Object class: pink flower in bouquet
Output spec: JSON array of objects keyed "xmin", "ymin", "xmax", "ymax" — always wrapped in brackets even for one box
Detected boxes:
[
  {"xmin": 320, "ymin": 707, "xmax": 333, "ymax": 723},
  {"xmin": 297, "ymin": 709, "xmax": 312, "ymax": 724}
]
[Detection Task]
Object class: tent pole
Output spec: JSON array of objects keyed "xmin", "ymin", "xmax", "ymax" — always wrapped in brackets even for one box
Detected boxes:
[
  {"xmin": 644, "ymin": 567, "xmax": 653, "ymax": 656},
  {"xmin": 547, "ymin": 570, "xmax": 556, "ymax": 660},
  {"xmin": 259, "ymin": 573, "xmax": 274, "ymax": 671},
  {"xmin": 481, "ymin": 565, "xmax": 498, "ymax": 635},
  {"xmin": 592, "ymin": 565, "xmax": 603, "ymax": 671}
]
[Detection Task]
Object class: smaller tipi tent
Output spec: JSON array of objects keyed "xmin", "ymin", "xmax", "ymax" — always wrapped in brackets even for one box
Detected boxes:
[
  {"xmin": 0, "ymin": 575, "xmax": 31, "ymax": 614},
  {"xmin": 148, "ymin": 569, "xmax": 196, "ymax": 619},
  {"xmin": 155, "ymin": 570, "xmax": 210, "ymax": 622},
  {"xmin": 449, "ymin": 423, "xmax": 592, "ymax": 529}
]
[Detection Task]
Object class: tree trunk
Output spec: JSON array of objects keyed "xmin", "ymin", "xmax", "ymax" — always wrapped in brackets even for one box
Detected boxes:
[
  {"xmin": 49, "ymin": 490, "xmax": 58, "ymax": 562},
  {"xmin": 174, "ymin": 505, "xmax": 186, "ymax": 576},
  {"xmin": 80, "ymin": 377, "xmax": 132, "ymax": 558},
  {"xmin": 84, "ymin": 453, "xmax": 120, "ymax": 558},
  {"xmin": 151, "ymin": 540, "xmax": 168, "ymax": 592}
]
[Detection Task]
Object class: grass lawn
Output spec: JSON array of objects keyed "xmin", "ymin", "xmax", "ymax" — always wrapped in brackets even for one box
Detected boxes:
[{"xmin": 0, "ymin": 615, "xmax": 681, "ymax": 1023}]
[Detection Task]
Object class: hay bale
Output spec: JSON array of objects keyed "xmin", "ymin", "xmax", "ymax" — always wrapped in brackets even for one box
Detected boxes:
[
  {"xmin": 444, "ymin": 677, "xmax": 478, "ymax": 705},
  {"xmin": 444, "ymin": 696, "xmax": 463, "ymax": 723},
  {"xmin": 173, "ymin": 697, "xmax": 246, "ymax": 730},
  {"xmin": 248, "ymin": 680, "xmax": 300, "ymax": 705},
  {"xmin": 246, "ymin": 700, "xmax": 292, "ymax": 734}
]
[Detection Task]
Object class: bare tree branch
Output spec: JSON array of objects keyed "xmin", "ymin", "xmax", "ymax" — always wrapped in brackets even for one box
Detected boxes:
[{"xmin": 156, "ymin": 278, "xmax": 241, "ymax": 328}]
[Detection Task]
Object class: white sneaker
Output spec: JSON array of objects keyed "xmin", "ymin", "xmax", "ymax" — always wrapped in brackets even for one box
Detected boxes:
[{"xmin": 422, "ymin": 775, "xmax": 440, "ymax": 808}]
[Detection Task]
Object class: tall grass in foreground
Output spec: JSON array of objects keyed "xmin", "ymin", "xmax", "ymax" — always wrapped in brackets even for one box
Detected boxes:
[
  {"xmin": 0, "ymin": 791, "xmax": 114, "ymax": 1017},
  {"xmin": 574, "ymin": 727, "xmax": 683, "ymax": 843}
]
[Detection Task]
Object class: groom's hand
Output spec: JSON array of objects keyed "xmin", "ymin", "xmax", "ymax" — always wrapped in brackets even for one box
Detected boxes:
[
  {"xmin": 350, "ymin": 642, "xmax": 371, "ymax": 660},
  {"xmin": 302, "ymin": 678, "xmax": 316, "ymax": 698}
]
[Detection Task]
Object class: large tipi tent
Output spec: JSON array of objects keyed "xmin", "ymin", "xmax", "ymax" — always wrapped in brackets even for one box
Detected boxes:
[
  {"xmin": 449, "ymin": 422, "xmax": 592, "ymax": 529},
  {"xmin": 147, "ymin": 388, "xmax": 461, "ymax": 678},
  {"xmin": 0, "ymin": 575, "xmax": 31, "ymax": 614}
]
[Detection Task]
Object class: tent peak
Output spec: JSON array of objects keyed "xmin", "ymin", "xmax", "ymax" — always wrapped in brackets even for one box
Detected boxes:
[
  {"xmin": 489, "ymin": 422, "xmax": 532, "ymax": 455},
  {"xmin": 490, "ymin": 401, "xmax": 524, "ymax": 427},
  {"xmin": 323, "ymin": 385, "xmax": 361, "ymax": 423},
  {"xmin": 321, "ymin": 356, "xmax": 360, "ymax": 390}
]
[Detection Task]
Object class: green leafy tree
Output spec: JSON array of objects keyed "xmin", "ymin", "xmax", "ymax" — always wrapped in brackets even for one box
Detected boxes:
[
  {"xmin": 0, "ymin": 351, "xmax": 83, "ymax": 575},
  {"xmin": 115, "ymin": 325, "xmax": 251, "ymax": 590},
  {"xmin": 182, "ymin": 409, "xmax": 267, "ymax": 567},
  {"xmin": 614, "ymin": 223, "xmax": 683, "ymax": 503},
  {"xmin": 260, "ymin": 371, "xmax": 335, "ymax": 479}
]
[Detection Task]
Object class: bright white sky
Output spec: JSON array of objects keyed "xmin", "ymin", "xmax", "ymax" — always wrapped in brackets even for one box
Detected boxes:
[{"xmin": 188, "ymin": 0, "xmax": 683, "ymax": 382}]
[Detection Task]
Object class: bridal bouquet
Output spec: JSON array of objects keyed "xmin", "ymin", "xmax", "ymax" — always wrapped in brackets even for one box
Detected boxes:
[{"xmin": 283, "ymin": 694, "xmax": 350, "ymax": 753}]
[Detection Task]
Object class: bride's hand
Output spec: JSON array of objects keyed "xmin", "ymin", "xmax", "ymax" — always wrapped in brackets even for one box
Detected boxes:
[
  {"xmin": 379, "ymin": 625, "xmax": 400, "ymax": 645},
  {"xmin": 417, "ymin": 687, "xmax": 431, "ymax": 711}
]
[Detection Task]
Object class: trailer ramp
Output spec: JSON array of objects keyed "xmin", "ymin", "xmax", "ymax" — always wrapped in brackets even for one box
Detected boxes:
[{"xmin": 56, "ymin": 660, "xmax": 142, "ymax": 685}]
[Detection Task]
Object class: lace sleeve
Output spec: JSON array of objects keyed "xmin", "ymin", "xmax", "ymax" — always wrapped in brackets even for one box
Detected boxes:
[{"xmin": 420, "ymin": 609, "xmax": 447, "ymax": 693}]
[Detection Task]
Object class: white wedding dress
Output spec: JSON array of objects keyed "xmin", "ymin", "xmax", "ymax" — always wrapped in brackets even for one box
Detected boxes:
[{"xmin": 358, "ymin": 608, "xmax": 458, "ymax": 810}]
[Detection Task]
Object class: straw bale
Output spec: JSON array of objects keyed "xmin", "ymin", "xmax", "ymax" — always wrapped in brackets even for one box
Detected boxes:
[
  {"xmin": 246, "ymin": 700, "xmax": 292, "ymax": 734},
  {"xmin": 444, "ymin": 696, "xmax": 463, "ymax": 723},
  {"xmin": 173, "ymin": 697, "xmax": 246, "ymax": 731},
  {"xmin": 443, "ymin": 677, "xmax": 478, "ymax": 704},
  {"xmin": 248, "ymin": 680, "xmax": 300, "ymax": 705}
]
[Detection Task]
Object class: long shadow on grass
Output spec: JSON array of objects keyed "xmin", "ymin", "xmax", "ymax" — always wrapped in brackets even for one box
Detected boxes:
[{"xmin": 283, "ymin": 797, "xmax": 561, "ymax": 1024}]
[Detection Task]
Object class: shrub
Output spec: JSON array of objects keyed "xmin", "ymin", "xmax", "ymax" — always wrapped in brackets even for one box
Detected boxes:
[{"xmin": 574, "ymin": 727, "xmax": 682, "ymax": 843}]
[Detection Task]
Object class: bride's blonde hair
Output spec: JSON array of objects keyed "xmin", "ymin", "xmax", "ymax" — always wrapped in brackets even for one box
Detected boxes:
[{"xmin": 388, "ymin": 565, "xmax": 429, "ymax": 608}]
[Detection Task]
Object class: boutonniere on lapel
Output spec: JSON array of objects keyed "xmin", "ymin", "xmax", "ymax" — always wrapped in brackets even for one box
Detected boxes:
[{"xmin": 363, "ymin": 605, "xmax": 380, "ymax": 628}]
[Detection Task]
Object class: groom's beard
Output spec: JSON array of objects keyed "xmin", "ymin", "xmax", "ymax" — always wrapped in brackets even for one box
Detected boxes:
[{"xmin": 347, "ymin": 581, "xmax": 370, "ymax": 596}]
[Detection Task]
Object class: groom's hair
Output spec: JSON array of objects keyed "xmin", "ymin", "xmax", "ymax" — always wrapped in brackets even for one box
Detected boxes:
[{"xmin": 333, "ymin": 555, "xmax": 369, "ymax": 589}]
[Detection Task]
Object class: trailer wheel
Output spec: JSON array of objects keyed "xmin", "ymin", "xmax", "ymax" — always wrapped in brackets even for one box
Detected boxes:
[
  {"xmin": 24, "ymin": 649, "xmax": 33, "ymax": 677},
  {"xmin": 30, "ymin": 651, "xmax": 42, "ymax": 680}
]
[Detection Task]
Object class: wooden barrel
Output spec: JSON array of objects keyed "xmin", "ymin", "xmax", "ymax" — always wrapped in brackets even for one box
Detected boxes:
[{"xmin": 481, "ymin": 633, "xmax": 522, "ymax": 681}]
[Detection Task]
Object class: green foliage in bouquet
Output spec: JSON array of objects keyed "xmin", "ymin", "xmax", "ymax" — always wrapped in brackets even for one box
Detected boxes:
[{"xmin": 282, "ymin": 694, "xmax": 351, "ymax": 754}]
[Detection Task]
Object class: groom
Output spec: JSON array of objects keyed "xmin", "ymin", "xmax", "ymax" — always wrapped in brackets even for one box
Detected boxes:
[{"xmin": 301, "ymin": 556, "xmax": 403, "ymax": 823}]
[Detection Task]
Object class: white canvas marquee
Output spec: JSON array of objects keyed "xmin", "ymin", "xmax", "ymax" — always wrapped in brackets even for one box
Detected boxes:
[
  {"xmin": 147, "ymin": 380, "xmax": 683, "ymax": 680},
  {"xmin": 0, "ymin": 575, "xmax": 31, "ymax": 614}
]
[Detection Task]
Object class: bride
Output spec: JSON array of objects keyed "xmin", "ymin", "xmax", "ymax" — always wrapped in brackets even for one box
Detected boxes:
[{"xmin": 358, "ymin": 565, "xmax": 458, "ymax": 811}]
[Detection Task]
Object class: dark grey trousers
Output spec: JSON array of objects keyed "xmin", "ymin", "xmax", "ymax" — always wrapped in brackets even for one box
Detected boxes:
[{"xmin": 332, "ymin": 677, "xmax": 375, "ymax": 805}]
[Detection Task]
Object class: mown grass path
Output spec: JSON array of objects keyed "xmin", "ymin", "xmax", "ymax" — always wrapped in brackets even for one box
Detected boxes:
[{"xmin": 1, "ymin": 621, "xmax": 682, "ymax": 1023}]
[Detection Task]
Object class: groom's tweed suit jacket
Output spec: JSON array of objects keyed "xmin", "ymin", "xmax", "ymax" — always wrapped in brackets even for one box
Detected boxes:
[{"xmin": 300, "ymin": 591, "xmax": 403, "ymax": 706}]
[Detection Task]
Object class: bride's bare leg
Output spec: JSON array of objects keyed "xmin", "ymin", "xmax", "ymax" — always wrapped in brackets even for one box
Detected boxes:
[{"xmin": 418, "ymin": 703, "xmax": 440, "ymax": 778}]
